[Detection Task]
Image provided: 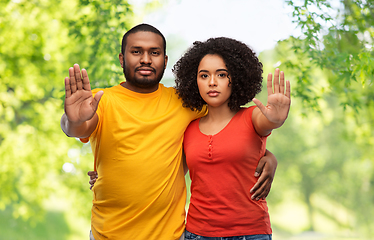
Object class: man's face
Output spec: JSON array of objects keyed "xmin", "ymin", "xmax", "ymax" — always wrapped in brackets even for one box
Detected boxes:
[{"xmin": 119, "ymin": 31, "xmax": 168, "ymax": 93}]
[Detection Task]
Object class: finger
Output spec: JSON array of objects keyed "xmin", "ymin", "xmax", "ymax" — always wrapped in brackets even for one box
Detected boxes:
[
  {"xmin": 279, "ymin": 71, "xmax": 285, "ymax": 94},
  {"xmin": 65, "ymin": 77, "xmax": 71, "ymax": 98},
  {"xmin": 250, "ymin": 173, "xmax": 266, "ymax": 194},
  {"xmin": 69, "ymin": 67, "xmax": 77, "ymax": 93},
  {"xmin": 260, "ymin": 182, "xmax": 271, "ymax": 200},
  {"xmin": 88, "ymin": 171, "xmax": 98, "ymax": 180},
  {"xmin": 286, "ymin": 80, "xmax": 291, "ymax": 99},
  {"xmin": 253, "ymin": 180, "xmax": 271, "ymax": 201},
  {"xmin": 267, "ymin": 73, "xmax": 273, "ymax": 96},
  {"xmin": 254, "ymin": 157, "xmax": 266, "ymax": 178},
  {"xmin": 89, "ymin": 179, "xmax": 96, "ymax": 185},
  {"xmin": 250, "ymin": 182, "xmax": 259, "ymax": 194},
  {"xmin": 251, "ymin": 180, "xmax": 267, "ymax": 200},
  {"xmin": 273, "ymin": 68, "xmax": 280, "ymax": 94},
  {"xmin": 74, "ymin": 64, "xmax": 83, "ymax": 90},
  {"xmin": 258, "ymin": 185, "xmax": 270, "ymax": 200},
  {"xmin": 81, "ymin": 69, "xmax": 91, "ymax": 91}
]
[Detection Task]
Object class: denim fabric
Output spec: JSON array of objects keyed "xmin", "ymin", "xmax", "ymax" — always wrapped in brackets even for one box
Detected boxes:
[
  {"xmin": 185, "ymin": 230, "xmax": 272, "ymax": 240},
  {"xmin": 89, "ymin": 230, "xmax": 95, "ymax": 240}
]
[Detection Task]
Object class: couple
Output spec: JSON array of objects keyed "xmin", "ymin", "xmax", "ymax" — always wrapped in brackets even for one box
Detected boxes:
[{"xmin": 61, "ymin": 24, "xmax": 290, "ymax": 240}]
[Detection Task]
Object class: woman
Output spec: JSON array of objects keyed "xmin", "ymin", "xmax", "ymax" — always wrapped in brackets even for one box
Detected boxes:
[{"xmin": 173, "ymin": 37, "xmax": 290, "ymax": 240}]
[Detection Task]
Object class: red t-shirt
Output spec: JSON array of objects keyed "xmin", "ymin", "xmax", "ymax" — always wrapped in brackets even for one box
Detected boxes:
[{"xmin": 184, "ymin": 106, "xmax": 272, "ymax": 237}]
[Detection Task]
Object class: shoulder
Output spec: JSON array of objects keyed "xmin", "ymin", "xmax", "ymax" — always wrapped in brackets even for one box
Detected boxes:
[
  {"xmin": 92, "ymin": 84, "xmax": 125, "ymax": 98},
  {"xmin": 236, "ymin": 106, "xmax": 257, "ymax": 126},
  {"xmin": 159, "ymin": 84, "xmax": 177, "ymax": 95},
  {"xmin": 161, "ymin": 84, "xmax": 207, "ymax": 119},
  {"xmin": 91, "ymin": 85, "xmax": 122, "ymax": 108},
  {"xmin": 237, "ymin": 106, "xmax": 256, "ymax": 117},
  {"xmin": 92, "ymin": 88, "xmax": 105, "ymax": 94},
  {"xmin": 91, "ymin": 84, "xmax": 120, "ymax": 95},
  {"xmin": 243, "ymin": 105, "xmax": 256, "ymax": 112},
  {"xmin": 187, "ymin": 118, "xmax": 199, "ymax": 128},
  {"xmin": 185, "ymin": 119, "xmax": 200, "ymax": 136}
]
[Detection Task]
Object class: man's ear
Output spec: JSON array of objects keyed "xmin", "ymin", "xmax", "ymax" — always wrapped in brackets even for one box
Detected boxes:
[
  {"xmin": 164, "ymin": 55, "xmax": 168, "ymax": 69},
  {"xmin": 119, "ymin": 53, "xmax": 124, "ymax": 68}
]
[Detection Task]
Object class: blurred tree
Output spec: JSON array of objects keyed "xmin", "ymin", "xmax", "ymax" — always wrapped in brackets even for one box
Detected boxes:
[
  {"xmin": 285, "ymin": 0, "xmax": 373, "ymax": 111},
  {"xmin": 68, "ymin": 0, "xmax": 133, "ymax": 88},
  {"xmin": 0, "ymin": 0, "xmax": 133, "ymax": 230},
  {"xmin": 261, "ymin": 40, "xmax": 374, "ymax": 236},
  {"xmin": 1, "ymin": 0, "xmax": 372, "ymax": 238},
  {"xmin": 261, "ymin": 0, "xmax": 374, "ymax": 236}
]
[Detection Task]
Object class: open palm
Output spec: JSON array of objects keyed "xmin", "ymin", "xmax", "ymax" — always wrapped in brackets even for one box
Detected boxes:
[
  {"xmin": 252, "ymin": 68, "xmax": 291, "ymax": 124},
  {"xmin": 64, "ymin": 64, "xmax": 103, "ymax": 123}
]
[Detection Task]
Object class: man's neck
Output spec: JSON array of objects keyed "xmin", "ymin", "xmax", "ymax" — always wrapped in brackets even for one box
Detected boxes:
[{"xmin": 120, "ymin": 81, "xmax": 159, "ymax": 93}]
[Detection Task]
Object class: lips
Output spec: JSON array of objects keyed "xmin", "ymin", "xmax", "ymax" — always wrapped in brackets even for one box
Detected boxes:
[
  {"xmin": 207, "ymin": 90, "xmax": 219, "ymax": 97},
  {"xmin": 136, "ymin": 67, "xmax": 155, "ymax": 76}
]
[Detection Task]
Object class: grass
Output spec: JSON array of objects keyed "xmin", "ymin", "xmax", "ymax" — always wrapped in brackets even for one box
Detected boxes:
[
  {"xmin": 0, "ymin": 207, "xmax": 70, "ymax": 240},
  {"xmin": 1, "ymin": 182, "xmax": 369, "ymax": 240},
  {"xmin": 0, "ymin": 203, "xmax": 90, "ymax": 240}
]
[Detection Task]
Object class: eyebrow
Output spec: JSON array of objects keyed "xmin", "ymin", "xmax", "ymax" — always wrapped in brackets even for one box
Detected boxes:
[
  {"xmin": 130, "ymin": 46, "xmax": 162, "ymax": 51},
  {"xmin": 198, "ymin": 69, "xmax": 228, "ymax": 74}
]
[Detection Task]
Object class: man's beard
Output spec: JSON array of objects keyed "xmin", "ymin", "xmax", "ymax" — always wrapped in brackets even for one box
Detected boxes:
[{"xmin": 123, "ymin": 64, "xmax": 165, "ymax": 89}]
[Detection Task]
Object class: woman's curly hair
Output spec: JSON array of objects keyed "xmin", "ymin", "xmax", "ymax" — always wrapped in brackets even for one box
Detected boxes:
[{"xmin": 173, "ymin": 37, "xmax": 263, "ymax": 111}]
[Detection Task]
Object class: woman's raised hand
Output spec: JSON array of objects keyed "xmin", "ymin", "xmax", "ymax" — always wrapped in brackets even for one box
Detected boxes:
[{"xmin": 252, "ymin": 68, "xmax": 291, "ymax": 125}]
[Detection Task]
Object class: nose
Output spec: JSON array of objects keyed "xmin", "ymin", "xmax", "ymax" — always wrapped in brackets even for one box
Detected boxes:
[
  {"xmin": 140, "ymin": 52, "xmax": 151, "ymax": 64},
  {"xmin": 208, "ymin": 75, "xmax": 217, "ymax": 87}
]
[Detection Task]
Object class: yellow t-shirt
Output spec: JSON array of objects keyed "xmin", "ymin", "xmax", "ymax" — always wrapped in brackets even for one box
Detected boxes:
[{"xmin": 81, "ymin": 83, "xmax": 205, "ymax": 240}]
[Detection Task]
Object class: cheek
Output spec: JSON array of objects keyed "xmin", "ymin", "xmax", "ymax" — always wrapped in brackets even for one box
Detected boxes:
[
  {"xmin": 155, "ymin": 58, "xmax": 165, "ymax": 67},
  {"xmin": 226, "ymin": 86, "xmax": 232, "ymax": 97},
  {"xmin": 125, "ymin": 56, "xmax": 137, "ymax": 66},
  {"xmin": 197, "ymin": 80, "xmax": 204, "ymax": 92},
  {"xmin": 196, "ymin": 81, "xmax": 205, "ymax": 99}
]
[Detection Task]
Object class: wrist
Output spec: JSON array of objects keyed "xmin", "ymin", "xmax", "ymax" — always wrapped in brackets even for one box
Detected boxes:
[{"xmin": 62, "ymin": 115, "xmax": 89, "ymax": 137}]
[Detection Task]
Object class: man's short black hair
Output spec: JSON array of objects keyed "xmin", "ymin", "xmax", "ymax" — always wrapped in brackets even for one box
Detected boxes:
[{"xmin": 121, "ymin": 23, "xmax": 166, "ymax": 55}]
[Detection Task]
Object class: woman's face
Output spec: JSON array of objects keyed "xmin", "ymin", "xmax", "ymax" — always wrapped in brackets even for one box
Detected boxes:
[{"xmin": 197, "ymin": 54, "xmax": 232, "ymax": 108}]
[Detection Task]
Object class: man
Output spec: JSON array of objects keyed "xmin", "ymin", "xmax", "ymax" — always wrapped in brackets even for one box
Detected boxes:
[{"xmin": 61, "ymin": 24, "xmax": 277, "ymax": 240}]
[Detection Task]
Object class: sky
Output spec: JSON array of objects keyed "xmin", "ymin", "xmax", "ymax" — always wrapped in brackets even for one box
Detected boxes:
[
  {"xmin": 128, "ymin": 0, "xmax": 301, "ymax": 83},
  {"xmin": 130, "ymin": 0, "xmax": 299, "ymax": 52}
]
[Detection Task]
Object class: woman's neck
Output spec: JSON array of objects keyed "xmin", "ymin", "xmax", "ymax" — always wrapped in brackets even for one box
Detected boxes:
[
  {"xmin": 199, "ymin": 104, "xmax": 239, "ymax": 135},
  {"xmin": 205, "ymin": 104, "xmax": 237, "ymax": 121}
]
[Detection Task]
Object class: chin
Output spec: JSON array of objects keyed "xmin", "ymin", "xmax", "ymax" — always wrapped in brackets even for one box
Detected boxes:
[{"xmin": 133, "ymin": 79, "xmax": 161, "ymax": 88}]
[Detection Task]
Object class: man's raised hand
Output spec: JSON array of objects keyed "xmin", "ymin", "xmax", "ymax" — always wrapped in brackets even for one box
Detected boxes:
[{"xmin": 64, "ymin": 64, "xmax": 103, "ymax": 123}]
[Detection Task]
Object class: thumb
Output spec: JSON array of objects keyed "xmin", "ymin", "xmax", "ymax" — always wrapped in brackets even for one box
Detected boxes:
[
  {"xmin": 252, "ymin": 98, "xmax": 266, "ymax": 114},
  {"xmin": 92, "ymin": 91, "xmax": 104, "ymax": 109}
]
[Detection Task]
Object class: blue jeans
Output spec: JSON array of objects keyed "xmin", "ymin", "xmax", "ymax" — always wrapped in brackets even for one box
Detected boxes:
[{"xmin": 185, "ymin": 230, "xmax": 272, "ymax": 240}]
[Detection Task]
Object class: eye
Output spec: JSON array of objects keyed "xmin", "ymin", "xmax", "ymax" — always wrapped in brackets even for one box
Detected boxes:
[
  {"xmin": 132, "ymin": 50, "xmax": 141, "ymax": 55},
  {"xmin": 151, "ymin": 51, "xmax": 160, "ymax": 56},
  {"xmin": 200, "ymin": 74, "xmax": 208, "ymax": 79},
  {"xmin": 218, "ymin": 73, "xmax": 227, "ymax": 78}
]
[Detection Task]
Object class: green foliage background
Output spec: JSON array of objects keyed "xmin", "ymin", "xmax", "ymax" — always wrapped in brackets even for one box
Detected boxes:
[
  {"xmin": 0, "ymin": 0, "xmax": 372, "ymax": 239},
  {"xmin": 260, "ymin": 0, "xmax": 374, "ymax": 238},
  {"xmin": 0, "ymin": 0, "xmax": 135, "ymax": 239}
]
